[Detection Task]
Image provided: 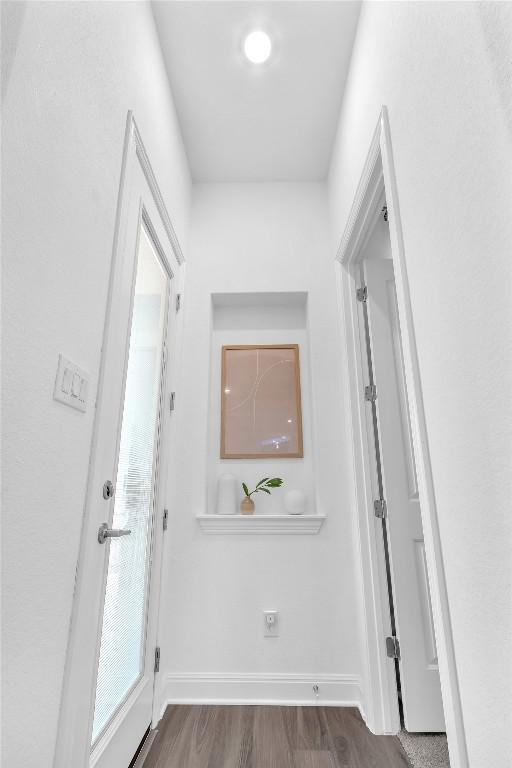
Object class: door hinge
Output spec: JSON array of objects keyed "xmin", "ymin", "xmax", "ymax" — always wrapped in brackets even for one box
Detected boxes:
[
  {"xmin": 364, "ymin": 384, "xmax": 377, "ymax": 402},
  {"xmin": 386, "ymin": 635, "xmax": 400, "ymax": 660},
  {"xmin": 374, "ymin": 498, "xmax": 387, "ymax": 519},
  {"xmin": 356, "ymin": 285, "xmax": 367, "ymax": 303},
  {"xmin": 154, "ymin": 646, "xmax": 161, "ymax": 673},
  {"xmin": 169, "ymin": 392, "xmax": 176, "ymax": 413},
  {"xmin": 175, "ymin": 293, "xmax": 182, "ymax": 312},
  {"xmin": 382, "ymin": 205, "xmax": 388, "ymax": 222},
  {"xmin": 163, "ymin": 508, "xmax": 169, "ymax": 531}
]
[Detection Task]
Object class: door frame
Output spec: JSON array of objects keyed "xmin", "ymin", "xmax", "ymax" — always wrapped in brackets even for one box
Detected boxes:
[
  {"xmin": 334, "ymin": 107, "xmax": 468, "ymax": 765},
  {"xmin": 54, "ymin": 113, "xmax": 184, "ymax": 768}
]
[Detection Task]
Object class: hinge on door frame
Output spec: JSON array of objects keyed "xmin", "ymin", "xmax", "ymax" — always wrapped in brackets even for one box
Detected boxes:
[
  {"xmin": 356, "ymin": 285, "xmax": 367, "ymax": 303},
  {"xmin": 175, "ymin": 293, "xmax": 181, "ymax": 313},
  {"xmin": 163, "ymin": 508, "xmax": 169, "ymax": 531},
  {"xmin": 169, "ymin": 392, "xmax": 175, "ymax": 413},
  {"xmin": 364, "ymin": 384, "xmax": 377, "ymax": 402},
  {"xmin": 386, "ymin": 635, "xmax": 400, "ymax": 660},
  {"xmin": 154, "ymin": 646, "xmax": 161, "ymax": 673},
  {"xmin": 374, "ymin": 498, "xmax": 387, "ymax": 519}
]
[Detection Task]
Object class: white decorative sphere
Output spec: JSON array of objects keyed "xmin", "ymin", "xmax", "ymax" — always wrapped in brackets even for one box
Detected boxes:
[{"xmin": 284, "ymin": 489, "xmax": 306, "ymax": 515}]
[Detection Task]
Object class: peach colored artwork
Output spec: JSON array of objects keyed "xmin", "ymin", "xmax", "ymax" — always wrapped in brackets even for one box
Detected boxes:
[{"xmin": 221, "ymin": 345, "xmax": 303, "ymax": 459}]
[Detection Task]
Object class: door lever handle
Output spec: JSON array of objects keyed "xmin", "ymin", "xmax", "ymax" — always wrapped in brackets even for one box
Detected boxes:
[{"xmin": 98, "ymin": 523, "xmax": 132, "ymax": 544}]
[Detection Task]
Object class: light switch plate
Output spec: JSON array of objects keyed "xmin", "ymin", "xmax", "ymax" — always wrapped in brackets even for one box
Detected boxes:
[{"xmin": 54, "ymin": 354, "xmax": 89, "ymax": 412}]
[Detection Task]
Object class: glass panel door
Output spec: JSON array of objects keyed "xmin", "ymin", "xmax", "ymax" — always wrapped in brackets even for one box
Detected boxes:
[{"xmin": 91, "ymin": 223, "xmax": 169, "ymax": 745}]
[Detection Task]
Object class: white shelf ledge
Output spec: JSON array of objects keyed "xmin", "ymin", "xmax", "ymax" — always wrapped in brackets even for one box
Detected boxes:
[{"xmin": 196, "ymin": 514, "xmax": 326, "ymax": 535}]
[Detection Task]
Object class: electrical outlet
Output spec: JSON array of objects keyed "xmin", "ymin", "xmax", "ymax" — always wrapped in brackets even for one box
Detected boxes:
[{"xmin": 264, "ymin": 611, "xmax": 278, "ymax": 637}]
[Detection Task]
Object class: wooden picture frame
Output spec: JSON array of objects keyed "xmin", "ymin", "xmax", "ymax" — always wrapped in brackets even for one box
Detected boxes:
[{"xmin": 220, "ymin": 344, "xmax": 303, "ymax": 459}]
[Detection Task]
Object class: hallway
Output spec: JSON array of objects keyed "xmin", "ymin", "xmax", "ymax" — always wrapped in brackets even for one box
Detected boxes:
[{"xmin": 2, "ymin": 2, "xmax": 512, "ymax": 768}]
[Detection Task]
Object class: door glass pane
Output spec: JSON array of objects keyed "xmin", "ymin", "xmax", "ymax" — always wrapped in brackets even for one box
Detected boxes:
[{"xmin": 92, "ymin": 224, "xmax": 168, "ymax": 744}]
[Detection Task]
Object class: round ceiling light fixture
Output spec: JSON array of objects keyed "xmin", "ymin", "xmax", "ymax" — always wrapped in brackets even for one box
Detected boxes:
[{"xmin": 243, "ymin": 30, "xmax": 272, "ymax": 64}]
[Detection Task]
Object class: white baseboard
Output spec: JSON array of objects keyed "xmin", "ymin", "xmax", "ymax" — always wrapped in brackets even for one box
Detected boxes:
[{"xmin": 159, "ymin": 672, "xmax": 363, "ymax": 718}]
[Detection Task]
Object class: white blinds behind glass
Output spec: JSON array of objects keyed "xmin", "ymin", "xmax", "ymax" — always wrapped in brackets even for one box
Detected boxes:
[{"xmin": 92, "ymin": 226, "xmax": 168, "ymax": 744}]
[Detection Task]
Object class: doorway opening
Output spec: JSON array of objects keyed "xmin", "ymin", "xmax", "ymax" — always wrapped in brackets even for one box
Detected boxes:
[
  {"xmin": 356, "ymin": 201, "xmax": 445, "ymax": 733},
  {"xmin": 335, "ymin": 108, "xmax": 468, "ymax": 767},
  {"xmin": 356, "ymin": 207, "xmax": 404, "ymax": 731}
]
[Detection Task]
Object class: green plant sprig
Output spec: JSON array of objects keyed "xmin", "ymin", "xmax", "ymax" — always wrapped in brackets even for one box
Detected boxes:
[{"xmin": 242, "ymin": 477, "xmax": 283, "ymax": 498}]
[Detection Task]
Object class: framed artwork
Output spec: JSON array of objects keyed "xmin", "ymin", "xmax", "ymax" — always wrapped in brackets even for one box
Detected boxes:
[{"xmin": 221, "ymin": 344, "xmax": 303, "ymax": 459}]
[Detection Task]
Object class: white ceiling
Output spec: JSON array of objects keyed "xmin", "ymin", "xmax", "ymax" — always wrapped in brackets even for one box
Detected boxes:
[{"xmin": 152, "ymin": 1, "xmax": 361, "ymax": 182}]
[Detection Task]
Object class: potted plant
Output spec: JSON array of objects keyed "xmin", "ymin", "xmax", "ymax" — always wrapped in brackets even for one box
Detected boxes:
[{"xmin": 240, "ymin": 477, "xmax": 283, "ymax": 514}]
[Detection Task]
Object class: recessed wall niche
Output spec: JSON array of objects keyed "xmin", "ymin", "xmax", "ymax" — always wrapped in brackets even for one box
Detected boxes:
[{"xmin": 206, "ymin": 292, "xmax": 318, "ymax": 518}]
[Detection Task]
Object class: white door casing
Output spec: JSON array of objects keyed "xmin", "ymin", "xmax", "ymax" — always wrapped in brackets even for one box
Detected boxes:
[
  {"xmin": 335, "ymin": 108, "xmax": 468, "ymax": 766},
  {"xmin": 363, "ymin": 257, "xmax": 445, "ymax": 732},
  {"xmin": 54, "ymin": 114, "xmax": 184, "ymax": 768}
]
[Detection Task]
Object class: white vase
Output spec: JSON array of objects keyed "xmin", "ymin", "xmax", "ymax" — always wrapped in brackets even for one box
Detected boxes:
[
  {"xmin": 284, "ymin": 489, "xmax": 306, "ymax": 515},
  {"xmin": 216, "ymin": 473, "xmax": 237, "ymax": 515}
]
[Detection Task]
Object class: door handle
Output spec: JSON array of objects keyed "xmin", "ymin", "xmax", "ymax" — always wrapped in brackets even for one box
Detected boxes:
[{"xmin": 98, "ymin": 523, "xmax": 132, "ymax": 544}]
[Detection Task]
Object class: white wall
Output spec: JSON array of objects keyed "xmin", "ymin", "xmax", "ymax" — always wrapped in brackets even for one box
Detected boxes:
[
  {"xmin": 158, "ymin": 183, "xmax": 364, "ymax": 704},
  {"xmin": 1, "ymin": 3, "xmax": 190, "ymax": 766},
  {"xmin": 328, "ymin": 3, "xmax": 512, "ymax": 765}
]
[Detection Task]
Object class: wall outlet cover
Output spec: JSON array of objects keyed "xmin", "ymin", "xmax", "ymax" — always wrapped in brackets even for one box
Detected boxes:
[{"xmin": 264, "ymin": 610, "xmax": 279, "ymax": 637}]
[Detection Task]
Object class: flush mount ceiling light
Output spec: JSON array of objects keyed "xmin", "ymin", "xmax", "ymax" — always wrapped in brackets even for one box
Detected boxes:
[{"xmin": 243, "ymin": 30, "xmax": 272, "ymax": 64}]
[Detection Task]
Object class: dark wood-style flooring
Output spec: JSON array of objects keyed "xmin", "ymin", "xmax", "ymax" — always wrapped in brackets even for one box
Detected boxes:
[{"xmin": 142, "ymin": 705, "xmax": 410, "ymax": 768}]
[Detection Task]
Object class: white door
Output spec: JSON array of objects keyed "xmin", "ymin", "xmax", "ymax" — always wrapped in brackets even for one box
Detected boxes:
[
  {"xmin": 54, "ymin": 118, "xmax": 178, "ymax": 768},
  {"xmin": 363, "ymin": 257, "xmax": 445, "ymax": 732},
  {"xmin": 91, "ymin": 220, "xmax": 170, "ymax": 767}
]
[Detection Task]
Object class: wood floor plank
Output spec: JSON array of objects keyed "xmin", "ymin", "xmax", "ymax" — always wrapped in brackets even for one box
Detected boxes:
[
  {"xmin": 159, "ymin": 704, "xmax": 206, "ymax": 768},
  {"xmin": 294, "ymin": 750, "xmax": 336, "ymax": 768},
  {"xmin": 204, "ymin": 704, "xmax": 247, "ymax": 768},
  {"xmin": 280, "ymin": 704, "xmax": 299, "ymax": 751},
  {"xmin": 236, "ymin": 705, "xmax": 255, "ymax": 768},
  {"xmin": 297, "ymin": 707, "xmax": 331, "ymax": 751},
  {"xmin": 319, "ymin": 707, "xmax": 352, "ymax": 768},
  {"xmin": 252, "ymin": 705, "xmax": 295, "ymax": 768},
  {"xmin": 142, "ymin": 705, "xmax": 410, "ymax": 768}
]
